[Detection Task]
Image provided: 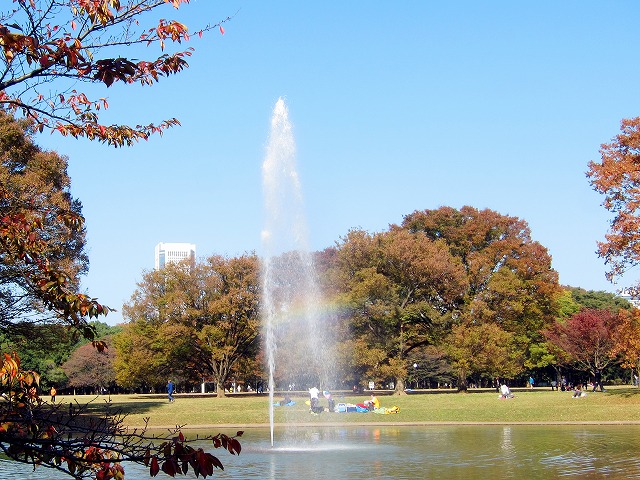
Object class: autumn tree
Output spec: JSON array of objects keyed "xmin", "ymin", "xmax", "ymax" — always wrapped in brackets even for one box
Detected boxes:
[
  {"xmin": 402, "ymin": 206, "xmax": 562, "ymax": 388},
  {"xmin": 0, "ymin": 2, "xmax": 242, "ymax": 477},
  {"xmin": 612, "ymin": 308, "xmax": 640, "ymax": 385},
  {"xmin": 117, "ymin": 255, "xmax": 261, "ymax": 396},
  {"xmin": 0, "ymin": 110, "xmax": 108, "ymax": 344},
  {"xmin": 587, "ymin": 117, "xmax": 640, "ymax": 291},
  {"xmin": 527, "ymin": 287, "xmax": 631, "ymax": 385},
  {"xmin": 446, "ymin": 322, "xmax": 522, "ymax": 388},
  {"xmin": 331, "ymin": 228, "xmax": 468, "ymax": 394},
  {"xmin": 0, "ymin": 0, "xmax": 229, "ymax": 147},
  {"xmin": 544, "ymin": 308, "xmax": 622, "ymax": 382},
  {"xmin": 62, "ymin": 338, "xmax": 116, "ymax": 394}
]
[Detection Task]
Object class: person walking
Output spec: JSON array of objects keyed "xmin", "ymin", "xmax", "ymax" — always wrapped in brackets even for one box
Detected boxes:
[
  {"xmin": 592, "ymin": 370, "xmax": 605, "ymax": 392},
  {"xmin": 167, "ymin": 380, "xmax": 175, "ymax": 402},
  {"xmin": 50, "ymin": 386, "xmax": 57, "ymax": 403}
]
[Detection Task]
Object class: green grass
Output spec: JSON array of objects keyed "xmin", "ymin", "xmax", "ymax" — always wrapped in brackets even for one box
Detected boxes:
[{"xmin": 59, "ymin": 387, "xmax": 640, "ymax": 430}]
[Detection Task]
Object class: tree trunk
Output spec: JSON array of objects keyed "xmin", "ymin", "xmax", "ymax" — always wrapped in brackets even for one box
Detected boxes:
[
  {"xmin": 393, "ymin": 377, "xmax": 407, "ymax": 396},
  {"xmin": 216, "ymin": 382, "xmax": 226, "ymax": 398},
  {"xmin": 457, "ymin": 369, "xmax": 468, "ymax": 392}
]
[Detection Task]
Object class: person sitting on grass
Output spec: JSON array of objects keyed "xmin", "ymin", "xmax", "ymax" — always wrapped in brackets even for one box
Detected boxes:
[
  {"xmin": 363, "ymin": 394, "xmax": 380, "ymax": 410},
  {"xmin": 572, "ymin": 384, "xmax": 586, "ymax": 398},
  {"xmin": 499, "ymin": 384, "xmax": 514, "ymax": 399}
]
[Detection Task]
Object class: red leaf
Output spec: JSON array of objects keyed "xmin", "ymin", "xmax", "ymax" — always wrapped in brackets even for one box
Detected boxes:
[
  {"xmin": 150, "ymin": 457, "xmax": 159, "ymax": 477},
  {"xmin": 161, "ymin": 459, "xmax": 178, "ymax": 477},
  {"xmin": 219, "ymin": 26, "xmax": 225, "ymax": 35},
  {"xmin": 229, "ymin": 438, "xmax": 241, "ymax": 455}
]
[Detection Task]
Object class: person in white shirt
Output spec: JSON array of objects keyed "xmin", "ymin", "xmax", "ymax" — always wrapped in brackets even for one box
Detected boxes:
[{"xmin": 309, "ymin": 387, "xmax": 320, "ymax": 410}]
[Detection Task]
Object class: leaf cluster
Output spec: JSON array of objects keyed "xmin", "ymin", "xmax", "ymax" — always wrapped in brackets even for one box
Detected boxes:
[
  {"xmin": 587, "ymin": 117, "xmax": 640, "ymax": 283},
  {"xmin": 0, "ymin": 1, "xmax": 231, "ymax": 147}
]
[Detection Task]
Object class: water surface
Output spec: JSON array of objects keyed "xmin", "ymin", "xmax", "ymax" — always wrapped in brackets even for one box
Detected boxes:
[{"xmin": 2, "ymin": 425, "xmax": 639, "ymax": 479}]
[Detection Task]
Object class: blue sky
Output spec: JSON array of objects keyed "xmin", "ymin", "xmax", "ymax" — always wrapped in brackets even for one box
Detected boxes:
[{"xmin": 35, "ymin": 1, "xmax": 640, "ymax": 325}]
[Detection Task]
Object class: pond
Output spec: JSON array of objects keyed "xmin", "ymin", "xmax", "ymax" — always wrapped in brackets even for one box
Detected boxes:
[{"xmin": 2, "ymin": 425, "xmax": 640, "ymax": 479}]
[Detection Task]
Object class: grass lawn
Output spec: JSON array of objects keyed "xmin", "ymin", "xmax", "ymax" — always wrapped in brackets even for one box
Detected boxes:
[{"xmin": 58, "ymin": 386, "xmax": 640, "ymax": 430}]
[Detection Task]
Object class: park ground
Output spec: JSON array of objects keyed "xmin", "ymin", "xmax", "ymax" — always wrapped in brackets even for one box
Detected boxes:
[{"xmin": 61, "ymin": 386, "xmax": 640, "ymax": 431}]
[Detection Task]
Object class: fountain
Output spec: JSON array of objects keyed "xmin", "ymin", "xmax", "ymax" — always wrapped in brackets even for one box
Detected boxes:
[{"xmin": 261, "ymin": 98, "xmax": 336, "ymax": 446}]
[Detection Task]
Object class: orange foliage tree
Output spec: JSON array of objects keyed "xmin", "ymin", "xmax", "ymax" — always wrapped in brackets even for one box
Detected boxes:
[
  {"xmin": 587, "ymin": 117, "xmax": 640, "ymax": 289},
  {"xmin": 0, "ymin": 109, "xmax": 109, "ymax": 347},
  {"xmin": 612, "ymin": 308, "xmax": 640, "ymax": 385}
]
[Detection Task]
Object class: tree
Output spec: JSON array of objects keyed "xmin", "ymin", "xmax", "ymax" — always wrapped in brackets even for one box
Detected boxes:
[
  {"xmin": 544, "ymin": 308, "xmax": 622, "ymax": 380},
  {"xmin": 332, "ymin": 228, "xmax": 468, "ymax": 394},
  {"xmin": 117, "ymin": 255, "xmax": 260, "ymax": 396},
  {"xmin": 587, "ymin": 117, "xmax": 640, "ymax": 288},
  {"xmin": 528, "ymin": 287, "xmax": 631, "ymax": 384},
  {"xmin": 406, "ymin": 345, "xmax": 455, "ymax": 389},
  {"xmin": 0, "ymin": 322, "xmax": 77, "ymax": 388},
  {"xmin": 446, "ymin": 322, "xmax": 523, "ymax": 389},
  {"xmin": 62, "ymin": 338, "xmax": 116, "ymax": 393},
  {"xmin": 612, "ymin": 308, "xmax": 640, "ymax": 385},
  {"xmin": 567, "ymin": 286, "xmax": 632, "ymax": 312},
  {"xmin": 0, "ymin": 110, "xmax": 109, "ymax": 345},
  {"xmin": 0, "ymin": 2, "xmax": 243, "ymax": 477},
  {"xmin": 402, "ymin": 206, "xmax": 562, "ymax": 388},
  {"xmin": 0, "ymin": 0, "xmax": 230, "ymax": 147}
]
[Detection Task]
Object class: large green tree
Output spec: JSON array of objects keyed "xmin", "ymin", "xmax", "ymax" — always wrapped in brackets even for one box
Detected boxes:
[
  {"xmin": 117, "ymin": 255, "xmax": 261, "ymax": 396},
  {"xmin": 567, "ymin": 286, "xmax": 632, "ymax": 312},
  {"xmin": 0, "ymin": 322, "xmax": 76, "ymax": 388}
]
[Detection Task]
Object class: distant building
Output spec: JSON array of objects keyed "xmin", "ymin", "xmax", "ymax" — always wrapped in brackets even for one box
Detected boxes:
[
  {"xmin": 619, "ymin": 288, "xmax": 640, "ymax": 309},
  {"xmin": 154, "ymin": 242, "xmax": 196, "ymax": 270}
]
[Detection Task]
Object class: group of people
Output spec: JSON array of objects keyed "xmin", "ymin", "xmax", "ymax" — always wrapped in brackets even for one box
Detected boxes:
[
  {"xmin": 308, "ymin": 387, "xmax": 380, "ymax": 413},
  {"xmin": 308, "ymin": 387, "xmax": 334, "ymax": 413},
  {"xmin": 499, "ymin": 381, "xmax": 591, "ymax": 399},
  {"xmin": 571, "ymin": 384, "xmax": 587, "ymax": 398}
]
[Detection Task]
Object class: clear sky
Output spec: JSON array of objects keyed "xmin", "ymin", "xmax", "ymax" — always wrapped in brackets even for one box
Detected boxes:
[{"xmin": 35, "ymin": 1, "xmax": 640, "ymax": 325}]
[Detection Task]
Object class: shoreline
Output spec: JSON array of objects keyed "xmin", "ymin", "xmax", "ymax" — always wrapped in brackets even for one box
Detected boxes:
[{"xmin": 130, "ymin": 420, "xmax": 640, "ymax": 431}]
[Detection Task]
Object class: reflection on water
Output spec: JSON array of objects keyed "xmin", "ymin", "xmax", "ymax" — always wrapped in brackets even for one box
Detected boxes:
[{"xmin": 2, "ymin": 425, "xmax": 640, "ymax": 479}]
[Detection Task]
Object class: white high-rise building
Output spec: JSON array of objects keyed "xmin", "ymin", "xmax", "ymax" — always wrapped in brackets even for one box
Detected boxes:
[{"xmin": 154, "ymin": 242, "xmax": 196, "ymax": 270}]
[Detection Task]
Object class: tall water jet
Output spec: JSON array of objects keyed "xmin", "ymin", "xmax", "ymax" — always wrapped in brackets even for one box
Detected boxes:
[{"xmin": 261, "ymin": 98, "xmax": 335, "ymax": 446}]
